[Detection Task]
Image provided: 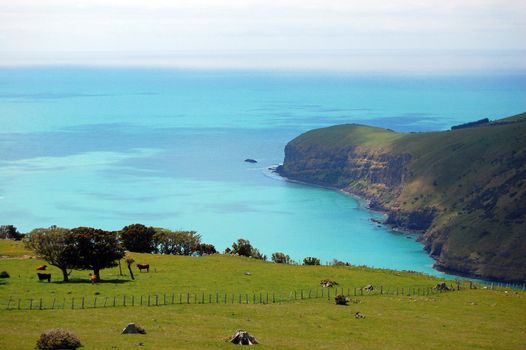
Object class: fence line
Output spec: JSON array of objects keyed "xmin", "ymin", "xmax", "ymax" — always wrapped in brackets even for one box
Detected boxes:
[{"xmin": 4, "ymin": 281, "xmax": 490, "ymax": 311}]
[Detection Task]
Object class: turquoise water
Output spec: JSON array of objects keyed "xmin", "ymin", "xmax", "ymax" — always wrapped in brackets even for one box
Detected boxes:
[{"xmin": 1, "ymin": 68, "xmax": 525, "ymax": 276}]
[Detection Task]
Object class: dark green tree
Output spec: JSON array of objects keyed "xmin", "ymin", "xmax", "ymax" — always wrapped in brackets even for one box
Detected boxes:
[
  {"xmin": 153, "ymin": 228, "xmax": 201, "ymax": 255},
  {"xmin": 120, "ymin": 223, "xmax": 156, "ymax": 253},
  {"xmin": 0, "ymin": 225, "xmax": 23, "ymax": 240},
  {"xmin": 303, "ymin": 257, "xmax": 321, "ymax": 265},
  {"xmin": 70, "ymin": 227, "xmax": 125, "ymax": 280},
  {"xmin": 24, "ymin": 227, "xmax": 78, "ymax": 281},
  {"xmin": 231, "ymin": 238, "xmax": 266, "ymax": 260},
  {"xmin": 271, "ymin": 252, "xmax": 292, "ymax": 264}
]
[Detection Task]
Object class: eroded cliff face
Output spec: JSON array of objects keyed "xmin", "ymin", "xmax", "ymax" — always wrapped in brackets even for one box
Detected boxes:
[
  {"xmin": 277, "ymin": 120, "xmax": 526, "ymax": 283},
  {"xmin": 278, "ymin": 142, "xmax": 436, "ymax": 232}
]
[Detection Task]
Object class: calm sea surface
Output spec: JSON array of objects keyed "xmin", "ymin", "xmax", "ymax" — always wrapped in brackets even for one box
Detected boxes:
[{"xmin": 1, "ymin": 68, "xmax": 525, "ymax": 277}]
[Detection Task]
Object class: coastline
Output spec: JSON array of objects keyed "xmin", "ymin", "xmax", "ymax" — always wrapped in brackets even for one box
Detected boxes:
[{"xmin": 268, "ymin": 164, "xmax": 512, "ymax": 285}]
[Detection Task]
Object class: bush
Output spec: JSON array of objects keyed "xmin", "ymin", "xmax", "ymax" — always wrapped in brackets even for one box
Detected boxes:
[
  {"xmin": 36, "ymin": 329, "xmax": 81, "ymax": 350},
  {"xmin": 230, "ymin": 239, "xmax": 266, "ymax": 260},
  {"xmin": 271, "ymin": 252, "xmax": 292, "ymax": 264},
  {"xmin": 0, "ymin": 271, "xmax": 9, "ymax": 278},
  {"xmin": 303, "ymin": 257, "xmax": 320, "ymax": 265},
  {"xmin": 334, "ymin": 294, "xmax": 349, "ymax": 305}
]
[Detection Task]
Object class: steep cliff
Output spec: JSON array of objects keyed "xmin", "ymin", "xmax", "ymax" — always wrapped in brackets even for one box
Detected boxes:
[{"xmin": 278, "ymin": 113, "xmax": 526, "ymax": 282}]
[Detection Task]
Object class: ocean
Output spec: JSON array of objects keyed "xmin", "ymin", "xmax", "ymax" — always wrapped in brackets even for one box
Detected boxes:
[{"xmin": 1, "ymin": 68, "xmax": 525, "ymax": 277}]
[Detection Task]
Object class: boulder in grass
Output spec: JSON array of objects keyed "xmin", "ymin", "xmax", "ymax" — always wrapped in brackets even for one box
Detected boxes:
[
  {"xmin": 320, "ymin": 279, "xmax": 338, "ymax": 288},
  {"xmin": 362, "ymin": 284, "xmax": 374, "ymax": 292},
  {"xmin": 229, "ymin": 330, "xmax": 258, "ymax": 345},
  {"xmin": 122, "ymin": 323, "xmax": 146, "ymax": 334},
  {"xmin": 434, "ymin": 282, "xmax": 450, "ymax": 291}
]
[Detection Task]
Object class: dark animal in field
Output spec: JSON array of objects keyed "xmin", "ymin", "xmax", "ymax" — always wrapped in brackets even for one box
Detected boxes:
[
  {"xmin": 229, "ymin": 330, "xmax": 258, "ymax": 345},
  {"xmin": 37, "ymin": 273, "xmax": 51, "ymax": 282},
  {"xmin": 137, "ymin": 264, "xmax": 149, "ymax": 272},
  {"xmin": 36, "ymin": 265, "xmax": 47, "ymax": 271}
]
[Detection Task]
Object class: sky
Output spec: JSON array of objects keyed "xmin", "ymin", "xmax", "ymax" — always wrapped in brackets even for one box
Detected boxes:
[{"xmin": 1, "ymin": 0, "xmax": 525, "ymax": 72}]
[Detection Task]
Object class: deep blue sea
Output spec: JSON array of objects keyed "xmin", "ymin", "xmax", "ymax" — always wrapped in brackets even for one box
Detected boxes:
[{"xmin": 1, "ymin": 68, "xmax": 525, "ymax": 277}]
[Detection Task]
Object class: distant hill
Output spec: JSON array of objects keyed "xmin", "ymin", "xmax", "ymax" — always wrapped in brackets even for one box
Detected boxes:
[{"xmin": 277, "ymin": 112, "xmax": 526, "ymax": 282}]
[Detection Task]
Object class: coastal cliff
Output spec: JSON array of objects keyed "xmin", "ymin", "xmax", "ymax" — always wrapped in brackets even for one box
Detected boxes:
[{"xmin": 277, "ymin": 112, "xmax": 526, "ymax": 282}]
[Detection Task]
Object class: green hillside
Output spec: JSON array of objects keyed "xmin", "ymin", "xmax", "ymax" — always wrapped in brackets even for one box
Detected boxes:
[
  {"xmin": 1, "ymin": 240, "xmax": 525, "ymax": 349},
  {"xmin": 278, "ymin": 112, "xmax": 526, "ymax": 283}
]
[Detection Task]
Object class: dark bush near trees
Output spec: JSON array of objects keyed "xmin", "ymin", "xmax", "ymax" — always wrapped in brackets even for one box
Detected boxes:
[
  {"xmin": 36, "ymin": 328, "xmax": 81, "ymax": 350},
  {"xmin": 195, "ymin": 243, "xmax": 216, "ymax": 255},
  {"xmin": 120, "ymin": 223, "xmax": 156, "ymax": 253},
  {"xmin": 0, "ymin": 225, "xmax": 23, "ymax": 240},
  {"xmin": 303, "ymin": 257, "xmax": 321, "ymax": 265},
  {"xmin": 230, "ymin": 239, "xmax": 266, "ymax": 260},
  {"xmin": 271, "ymin": 252, "xmax": 292, "ymax": 264}
]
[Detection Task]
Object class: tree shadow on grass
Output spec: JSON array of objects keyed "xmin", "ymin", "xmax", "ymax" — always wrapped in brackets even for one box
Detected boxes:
[{"xmin": 52, "ymin": 278, "xmax": 131, "ymax": 284}]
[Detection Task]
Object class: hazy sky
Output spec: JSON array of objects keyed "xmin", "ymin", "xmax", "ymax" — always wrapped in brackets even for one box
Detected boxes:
[{"xmin": 1, "ymin": 0, "xmax": 525, "ymax": 72}]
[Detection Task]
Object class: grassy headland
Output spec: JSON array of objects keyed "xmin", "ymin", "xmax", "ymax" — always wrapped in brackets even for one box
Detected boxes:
[{"xmin": 277, "ymin": 112, "xmax": 526, "ymax": 283}]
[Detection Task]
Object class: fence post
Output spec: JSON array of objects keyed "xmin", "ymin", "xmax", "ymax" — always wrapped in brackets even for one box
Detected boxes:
[
  {"xmin": 18, "ymin": 299, "xmax": 21, "ymax": 310},
  {"xmin": 52, "ymin": 298, "xmax": 56, "ymax": 310},
  {"xmin": 132, "ymin": 295, "xmax": 134, "ymax": 307},
  {"xmin": 156, "ymin": 294, "xmax": 159, "ymax": 306},
  {"xmin": 104, "ymin": 297, "xmax": 108, "ymax": 307},
  {"xmin": 380, "ymin": 286, "xmax": 383, "ymax": 295},
  {"xmin": 81, "ymin": 297, "xmax": 84, "ymax": 309},
  {"xmin": 148, "ymin": 294, "xmax": 151, "ymax": 306},
  {"xmin": 216, "ymin": 292, "xmax": 219, "ymax": 304},
  {"xmin": 180, "ymin": 294, "xmax": 182, "ymax": 304},
  {"xmin": 172, "ymin": 292, "xmax": 175, "ymax": 305},
  {"xmin": 163, "ymin": 293, "xmax": 166, "ymax": 305},
  {"xmin": 272, "ymin": 293, "xmax": 275, "ymax": 303},
  {"xmin": 70, "ymin": 298, "xmax": 73, "ymax": 310},
  {"xmin": 6, "ymin": 297, "xmax": 12, "ymax": 310},
  {"xmin": 327, "ymin": 288, "xmax": 330, "ymax": 301},
  {"xmin": 124, "ymin": 295, "xmax": 126, "ymax": 307}
]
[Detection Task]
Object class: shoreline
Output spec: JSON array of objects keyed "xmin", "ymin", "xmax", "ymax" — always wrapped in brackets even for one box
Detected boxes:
[{"xmin": 267, "ymin": 164, "xmax": 512, "ymax": 285}]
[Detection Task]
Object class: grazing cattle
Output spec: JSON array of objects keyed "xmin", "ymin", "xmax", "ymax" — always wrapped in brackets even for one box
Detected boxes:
[
  {"xmin": 137, "ymin": 264, "xmax": 149, "ymax": 273},
  {"xmin": 36, "ymin": 265, "xmax": 47, "ymax": 271},
  {"xmin": 37, "ymin": 273, "xmax": 51, "ymax": 282}
]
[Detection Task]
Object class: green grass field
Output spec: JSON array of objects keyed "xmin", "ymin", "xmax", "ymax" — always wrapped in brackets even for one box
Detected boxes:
[{"xmin": 1, "ymin": 240, "xmax": 525, "ymax": 349}]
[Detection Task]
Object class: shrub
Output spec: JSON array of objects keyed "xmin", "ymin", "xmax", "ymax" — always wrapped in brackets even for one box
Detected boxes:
[
  {"xmin": 303, "ymin": 257, "xmax": 320, "ymax": 265},
  {"xmin": 334, "ymin": 294, "xmax": 349, "ymax": 305},
  {"xmin": 36, "ymin": 328, "xmax": 81, "ymax": 350},
  {"xmin": 271, "ymin": 252, "xmax": 292, "ymax": 264},
  {"xmin": 0, "ymin": 271, "xmax": 9, "ymax": 278},
  {"xmin": 230, "ymin": 239, "xmax": 266, "ymax": 260}
]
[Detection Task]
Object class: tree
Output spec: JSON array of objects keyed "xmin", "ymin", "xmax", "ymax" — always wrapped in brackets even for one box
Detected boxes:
[
  {"xmin": 153, "ymin": 229, "xmax": 201, "ymax": 255},
  {"xmin": 0, "ymin": 225, "xmax": 23, "ymax": 240},
  {"xmin": 125, "ymin": 256, "xmax": 135, "ymax": 280},
  {"xmin": 120, "ymin": 224, "xmax": 155, "ymax": 253},
  {"xmin": 231, "ymin": 239, "xmax": 266, "ymax": 260},
  {"xmin": 195, "ymin": 243, "xmax": 216, "ymax": 255},
  {"xmin": 303, "ymin": 257, "xmax": 321, "ymax": 265},
  {"xmin": 24, "ymin": 227, "xmax": 78, "ymax": 282},
  {"xmin": 70, "ymin": 227, "xmax": 125, "ymax": 280},
  {"xmin": 271, "ymin": 252, "xmax": 292, "ymax": 264}
]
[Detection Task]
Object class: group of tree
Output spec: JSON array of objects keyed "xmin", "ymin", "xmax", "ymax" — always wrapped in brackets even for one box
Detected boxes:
[
  {"xmin": 24, "ymin": 226, "xmax": 124, "ymax": 281},
  {"xmin": 120, "ymin": 224, "xmax": 217, "ymax": 256},
  {"xmin": 0, "ymin": 225, "xmax": 23, "ymax": 240}
]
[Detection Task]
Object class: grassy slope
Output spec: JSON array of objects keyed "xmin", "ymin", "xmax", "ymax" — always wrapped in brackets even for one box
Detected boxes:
[
  {"xmin": 279, "ymin": 113, "xmax": 526, "ymax": 282},
  {"xmin": 1, "ymin": 241, "xmax": 526, "ymax": 350}
]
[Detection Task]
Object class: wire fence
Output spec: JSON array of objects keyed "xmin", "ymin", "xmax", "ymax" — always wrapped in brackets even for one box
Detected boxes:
[{"xmin": 4, "ymin": 281, "xmax": 488, "ymax": 311}]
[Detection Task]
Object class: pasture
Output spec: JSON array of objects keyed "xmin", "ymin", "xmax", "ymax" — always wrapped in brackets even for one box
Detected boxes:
[{"xmin": 1, "ymin": 240, "xmax": 525, "ymax": 349}]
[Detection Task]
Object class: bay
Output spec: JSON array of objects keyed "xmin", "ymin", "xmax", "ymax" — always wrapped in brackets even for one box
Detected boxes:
[{"xmin": 1, "ymin": 68, "xmax": 525, "ymax": 277}]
